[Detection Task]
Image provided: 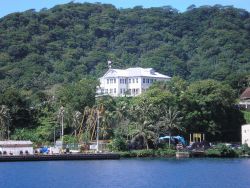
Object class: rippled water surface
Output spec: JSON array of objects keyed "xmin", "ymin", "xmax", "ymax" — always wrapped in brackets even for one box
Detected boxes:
[{"xmin": 0, "ymin": 158, "xmax": 250, "ymax": 188}]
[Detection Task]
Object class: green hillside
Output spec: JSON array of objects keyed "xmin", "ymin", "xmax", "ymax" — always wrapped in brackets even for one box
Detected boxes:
[
  {"xmin": 0, "ymin": 3, "xmax": 249, "ymax": 144},
  {"xmin": 0, "ymin": 3, "xmax": 250, "ymax": 93}
]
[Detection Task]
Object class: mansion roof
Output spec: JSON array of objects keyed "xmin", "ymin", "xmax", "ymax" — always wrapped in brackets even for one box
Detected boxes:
[
  {"xmin": 240, "ymin": 87, "xmax": 250, "ymax": 100},
  {"xmin": 101, "ymin": 67, "xmax": 171, "ymax": 79}
]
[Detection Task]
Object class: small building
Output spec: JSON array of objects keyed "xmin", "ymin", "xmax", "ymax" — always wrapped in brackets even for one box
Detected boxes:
[
  {"xmin": 239, "ymin": 88, "xmax": 250, "ymax": 110},
  {"xmin": 49, "ymin": 147, "xmax": 60, "ymax": 154},
  {"xmin": 97, "ymin": 67, "xmax": 171, "ymax": 97},
  {"xmin": 0, "ymin": 140, "xmax": 34, "ymax": 155},
  {"xmin": 88, "ymin": 140, "xmax": 109, "ymax": 152},
  {"xmin": 242, "ymin": 124, "xmax": 250, "ymax": 146}
]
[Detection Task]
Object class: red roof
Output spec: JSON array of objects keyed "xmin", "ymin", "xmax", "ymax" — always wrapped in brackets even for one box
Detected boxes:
[{"xmin": 240, "ymin": 88, "xmax": 250, "ymax": 100}]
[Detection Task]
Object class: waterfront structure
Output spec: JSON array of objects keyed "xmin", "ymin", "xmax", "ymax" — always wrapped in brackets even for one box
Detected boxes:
[
  {"xmin": 242, "ymin": 124, "xmax": 250, "ymax": 147},
  {"xmin": 97, "ymin": 67, "xmax": 171, "ymax": 97},
  {"xmin": 189, "ymin": 133, "xmax": 205, "ymax": 144},
  {"xmin": 0, "ymin": 140, "xmax": 33, "ymax": 155},
  {"xmin": 89, "ymin": 140, "xmax": 109, "ymax": 152},
  {"xmin": 0, "ymin": 153, "xmax": 120, "ymax": 162},
  {"xmin": 239, "ymin": 88, "xmax": 250, "ymax": 110}
]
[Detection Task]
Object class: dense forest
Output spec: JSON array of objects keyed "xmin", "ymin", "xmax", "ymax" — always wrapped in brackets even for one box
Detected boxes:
[
  {"xmin": 0, "ymin": 3, "xmax": 250, "ymax": 146},
  {"xmin": 0, "ymin": 3, "xmax": 250, "ymax": 93}
]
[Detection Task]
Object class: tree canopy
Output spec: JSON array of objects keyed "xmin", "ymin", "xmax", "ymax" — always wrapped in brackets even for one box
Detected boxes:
[
  {"xmin": 0, "ymin": 3, "xmax": 249, "ymax": 94},
  {"xmin": 0, "ymin": 3, "xmax": 249, "ymax": 145}
]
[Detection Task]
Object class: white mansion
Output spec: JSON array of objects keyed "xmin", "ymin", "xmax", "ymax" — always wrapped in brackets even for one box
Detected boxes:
[{"xmin": 97, "ymin": 67, "xmax": 171, "ymax": 97}]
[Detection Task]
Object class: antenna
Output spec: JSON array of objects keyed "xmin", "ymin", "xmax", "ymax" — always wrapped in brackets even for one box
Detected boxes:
[{"xmin": 108, "ymin": 60, "xmax": 112, "ymax": 69}]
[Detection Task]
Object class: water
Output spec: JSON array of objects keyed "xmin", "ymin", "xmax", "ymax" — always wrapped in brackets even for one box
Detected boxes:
[{"xmin": 0, "ymin": 158, "xmax": 250, "ymax": 188}]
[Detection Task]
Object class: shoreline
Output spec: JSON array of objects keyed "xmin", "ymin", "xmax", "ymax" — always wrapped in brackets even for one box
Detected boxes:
[
  {"xmin": 117, "ymin": 148, "xmax": 250, "ymax": 159},
  {"xmin": 0, "ymin": 153, "xmax": 120, "ymax": 162}
]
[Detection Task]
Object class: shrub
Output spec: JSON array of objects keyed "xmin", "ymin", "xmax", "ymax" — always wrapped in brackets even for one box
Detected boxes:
[
  {"xmin": 119, "ymin": 151, "xmax": 133, "ymax": 158},
  {"xmin": 63, "ymin": 135, "xmax": 78, "ymax": 144},
  {"xmin": 205, "ymin": 144, "xmax": 238, "ymax": 157},
  {"xmin": 218, "ymin": 144, "xmax": 237, "ymax": 157},
  {"xmin": 108, "ymin": 137, "xmax": 127, "ymax": 151},
  {"xmin": 118, "ymin": 149, "xmax": 154, "ymax": 158},
  {"xmin": 118, "ymin": 149, "xmax": 176, "ymax": 158},
  {"xmin": 205, "ymin": 148, "xmax": 221, "ymax": 157},
  {"xmin": 241, "ymin": 144, "xmax": 250, "ymax": 155},
  {"xmin": 134, "ymin": 149, "xmax": 155, "ymax": 157},
  {"xmin": 156, "ymin": 148, "xmax": 176, "ymax": 157}
]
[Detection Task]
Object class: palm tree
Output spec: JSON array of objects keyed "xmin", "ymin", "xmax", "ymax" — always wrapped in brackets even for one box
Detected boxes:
[
  {"xmin": 72, "ymin": 111, "xmax": 82, "ymax": 137},
  {"xmin": 158, "ymin": 107, "xmax": 183, "ymax": 148},
  {"xmin": 77, "ymin": 106, "xmax": 90, "ymax": 143},
  {"xmin": 130, "ymin": 98, "xmax": 157, "ymax": 150},
  {"xmin": 0, "ymin": 105, "xmax": 11, "ymax": 140},
  {"xmin": 100, "ymin": 110, "xmax": 115, "ymax": 139},
  {"xmin": 96, "ymin": 100, "xmax": 129, "ymax": 140},
  {"xmin": 86, "ymin": 107, "xmax": 98, "ymax": 141},
  {"xmin": 76, "ymin": 106, "xmax": 99, "ymax": 143},
  {"xmin": 131, "ymin": 122, "xmax": 156, "ymax": 150}
]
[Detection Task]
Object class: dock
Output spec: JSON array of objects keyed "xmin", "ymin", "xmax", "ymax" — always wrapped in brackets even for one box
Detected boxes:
[
  {"xmin": 176, "ymin": 151, "xmax": 190, "ymax": 158},
  {"xmin": 0, "ymin": 153, "xmax": 120, "ymax": 162},
  {"xmin": 190, "ymin": 150, "xmax": 205, "ymax": 157}
]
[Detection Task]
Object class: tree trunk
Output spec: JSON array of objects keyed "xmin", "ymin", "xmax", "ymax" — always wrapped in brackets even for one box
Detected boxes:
[
  {"xmin": 146, "ymin": 140, "xmax": 149, "ymax": 150},
  {"xmin": 127, "ymin": 124, "xmax": 129, "ymax": 140}
]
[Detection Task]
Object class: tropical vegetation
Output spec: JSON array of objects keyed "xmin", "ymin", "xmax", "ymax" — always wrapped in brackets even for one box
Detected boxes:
[
  {"xmin": 0, "ymin": 3, "xmax": 250, "ymax": 93},
  {"xmin": 0, "ymin": 3, "xmax": 249, "ymax": 150}
]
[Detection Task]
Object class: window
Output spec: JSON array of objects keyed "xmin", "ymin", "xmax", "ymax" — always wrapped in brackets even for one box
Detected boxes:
[
  {"xmin": 107, "ymin": 79, "xmax": 109, "ymax": 84},
  {"xmin": 110, "ymin": 89, "xmax": 113, "ymax": 93},
  {"xmin": 105, "ymin": 89, "xmax": 108, "ymax": 93},
  {"xmin": 123, "ymin": 89, "xmax": 126, "ymax": 94},
  {"xmin": 146, "ymin": 79, "xmax": 149, "ymax": 83},
  {"xmin": 114, "ymin": 88, "xmax": 116, "ymax": 93},
  {"xmin": 110, "ymin": 79, "xmax": 113, "ymax": 84},
  {"xmin": 136, "ymin": 78, "xmax": 138, "ymax": 83},
  {"xmin": 136, "ymin": 89, "xmax": 139, "ymax": 94},
  {"xmin": 129, "ymin": 79, "xmax": 131, "ymax": 83},
  {"xmin": 120, "ymin": 89, "xmax": 123, "ymax": 94},
  {"xmin": 150, "ymin": 79, "xmax": 153, "ymax": 83},
  {"xmin": 120, "ymin": 79, "xmax": 127, "ymax": 84},
  {"xmin": 132, "ymin": 89, "xmax": 136, "ymax": 95},
  {"xmin": 143, "ymin": 78, "xmax": 145, "ymax": 83},
  {"xmin": 132, "ymin": 79, "xmax": 135, "ymax": 83},
  {"xmin": 114, "ymin": 79, "xmax": 116, "ymax": 84}
]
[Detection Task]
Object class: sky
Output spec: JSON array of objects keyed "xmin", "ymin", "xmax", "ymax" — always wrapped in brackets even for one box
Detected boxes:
[{"xmin": 0, "ymin": 0, "xmax": 250, "ymax": 18}]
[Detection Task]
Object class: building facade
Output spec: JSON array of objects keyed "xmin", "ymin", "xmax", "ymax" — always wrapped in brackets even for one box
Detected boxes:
[
  {"xmin": 97, "ymin": 67, "xmax": 171, "ymax": 97},
  {"xmin": 0, "ymin": 140, "xmax": 34, "ymax": 155},
  {"xmin": 242, "ymin": 124, "xmax": 250, "ymax": 147}
]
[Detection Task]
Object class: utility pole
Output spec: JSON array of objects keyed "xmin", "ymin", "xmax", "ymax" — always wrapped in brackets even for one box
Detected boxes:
[
  {"xmin": 95, "ymin": 94, "xmax": 104, "ymax": 153},
  {"xmin": 7, "ymin": 119, "xmax": 10, "ymax": 140},
  {"xmin": 96, "ymin": 110, "xmax": 99, "ymax": 153},
  {"xmin": 59, "ymin": 106, "xmax": 65, "ymax": 149},
  {"xmin": 7, "ymin": 128, "xmax": 10, "ymax": 140},
  {"xmin": 54, "ymin": 126, "xmax": 56, "ymax": 147}
]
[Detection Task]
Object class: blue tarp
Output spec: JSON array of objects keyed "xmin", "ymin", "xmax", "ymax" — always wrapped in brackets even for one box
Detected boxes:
[
  {"xmin": 159, "ymin": 136, "xmax": 186, "ymax": 145},
  {"xmin": 40, "ymin": 147, "xmax": 49, "ymax": 154}
]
